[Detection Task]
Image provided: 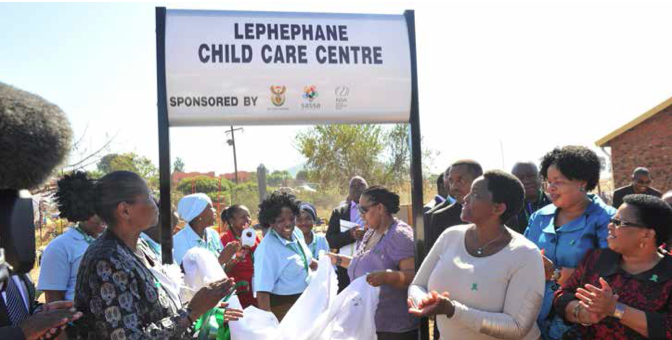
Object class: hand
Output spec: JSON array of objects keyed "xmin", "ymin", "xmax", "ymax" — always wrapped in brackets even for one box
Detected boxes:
[
  {"xmin": 576, "ymin": 277, "xmax": 618, "ymax": 319},
  {"xmin": 557, "ymin": 267, "xmax": 575, "ymax": 286},
  {"xmin": 326, "ymin": 252, "xmax": 339, "ymax": 266},
  {"xmin": 218, "ymin": 302, "xmax": 244, "ymax": 323},
  {"xmin": 309, "ymin": 259, "xmax": 318, "ymax": 271},
  {"xmin": 407, "ymin": 291, "xmax": 454, "ymax": 318},
  {"xmin": 350, "ymin": 227, "xmax": 365, "ymax": 240},
  {"xmin": 219, "ymin": 241, "xmax": 242, "ymax": 264},
  {"xmin": 366, "ymin": 270, "xmax": 390, "ymax": 287},
  {"xmin": 540, "ymin": 249, "xmax": 555, "ymax": 281},
  {"xmin": 20, "ymin": 306, "xmax": 82, "ymax": 340},
  {"xmin": 188, "ymin": 278, "xmax": 236, "ymax": 319}
]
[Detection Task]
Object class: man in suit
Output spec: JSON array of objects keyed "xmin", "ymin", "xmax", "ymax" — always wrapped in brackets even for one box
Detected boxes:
[
  {"xmin": 422, "ymin": 160, "xmax": 482, "ymax": 340},
  {"xmin": 425, "ymin": 160, "xmax": 483, "ymax": 253},
  {"xmin": 326, "ymin": 176, "xmax": 368, "ymax": 292},
  {"xmin": 423, "ymin": 173, "xmax": 455, "ymax": 214},
  {"xmin": 0, "ymin": 272, "xmax": 81, "ymax": 340},
  {"xmin": 508, "ymin": 162, "xmax": 552, "ymax": 234},
  {"xmin": 612, "ymin": 167, "xmax": 662, "ymax": 209}
]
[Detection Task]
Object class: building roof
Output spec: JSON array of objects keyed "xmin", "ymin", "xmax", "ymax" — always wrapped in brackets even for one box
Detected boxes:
[{"xmin": 596, "ymin": 95, "xmax": 672, "ymax": 147}]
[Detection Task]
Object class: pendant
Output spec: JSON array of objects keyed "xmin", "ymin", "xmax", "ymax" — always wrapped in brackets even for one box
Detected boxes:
[{"xmin": 476, "ymin": 248, "xmax": 483, "ymax": 255}]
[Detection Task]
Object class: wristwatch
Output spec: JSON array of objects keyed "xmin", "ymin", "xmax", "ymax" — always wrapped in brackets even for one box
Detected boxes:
[
  {"xmin": 612, "ymin": 303, "xmax": 626, "ymax": 319},
  {"xmin": 335, "ymin": 255, "xmax": 343, "ymax": 267}
]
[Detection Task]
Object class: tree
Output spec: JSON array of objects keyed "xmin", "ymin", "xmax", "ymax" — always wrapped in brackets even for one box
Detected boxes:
[
  {"xmin": 173, "ymin": 157, "xmax": 185, "ymax": 173},
  {"xmin": 96, "ymin": 152, "xmax": 158, "ymax": 180},
  {"xmin": 176, "ymin": 176, "xmax": 234, "ymax": 196},
  {"xmin": 97, "ymin": 153, "xmax": 119, "ymax": 174},
  {"xmin": 295, "ymin": 123, "xmax": 437, "ymax": 192},
  {"xmin": 295, "ymin": 124, "xmax": 385, "ymax": 189},
  {"xmin": 267, "ymin": 170, "xmax": 292, "ymax": 187},
  {"xmin": 296, "ymin": 170, "xmax": 309, "ymax": 182},
  {"xmin": 382, "ymin": 124, "xmax": 411, "ymax": 187}
]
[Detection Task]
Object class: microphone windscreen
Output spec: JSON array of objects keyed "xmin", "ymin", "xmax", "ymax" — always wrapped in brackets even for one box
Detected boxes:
[{"xmin": 0, "ymin": 82, "xmax": 73, "ymax": 190}]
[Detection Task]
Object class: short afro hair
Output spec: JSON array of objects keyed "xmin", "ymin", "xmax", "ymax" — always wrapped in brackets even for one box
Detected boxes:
[
  {"xmin": 55, "ymin": 171, "xmax": 96, "ymax": 223},
  {"xmin": 362, "ymin": 186, "xmax": 400, "ymax": 214},
  {"xmin": 540, "ymin": 146, "xmax": 600, "ymax": 191},
  {"xmin": 451, "ymin": 159, "xmax": 483, "ymax": 179},
  {"xmin": 623, "ymin": 194, "xmax": 672, "ymax": 247},
  {"xmin": 258, "ymin": 191, "xmax": 301, "ymax": 226},
  {"xmin": 483, "ymin": 170, "xmax": 525, "ymax": 223}
]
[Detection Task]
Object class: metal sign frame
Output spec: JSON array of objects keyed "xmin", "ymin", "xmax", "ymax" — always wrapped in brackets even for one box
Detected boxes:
[{"xmin": 155, "ymin": 7, "xmax": 428, "ymax": 338}]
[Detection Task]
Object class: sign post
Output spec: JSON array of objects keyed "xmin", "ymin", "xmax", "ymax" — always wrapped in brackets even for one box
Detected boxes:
[{"xmin": 156, "ymin": 8, "xmax": 426, "ymax": 339}]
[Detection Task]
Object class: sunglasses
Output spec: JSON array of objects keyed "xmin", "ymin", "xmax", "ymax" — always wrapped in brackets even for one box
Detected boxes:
[
  {"xmin": 609, "ymin": 218, "xmax": 647, "ymax": 229},
  {"xmin": 358, "ymin": 203, "xmax": 377, "ymax": 215}
]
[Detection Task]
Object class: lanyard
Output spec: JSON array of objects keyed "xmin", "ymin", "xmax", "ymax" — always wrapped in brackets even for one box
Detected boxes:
[
  {"xmin": 196, "ymin": 229, "xmax": 221, "ymax": 257},
  {"xmin": 74, "ymin": 225, "xmax": 96, "ymax": 245},
  {"xmin": 271, "ymin": 229, "xmax": 309, "ymax": 274},
  {"xmin": 523, "ymin": 191, "xmax": 545, "ymax": 222},
  {"xmin": 142, "ymin": 236, "xmax": 162, "ymax": 257}
]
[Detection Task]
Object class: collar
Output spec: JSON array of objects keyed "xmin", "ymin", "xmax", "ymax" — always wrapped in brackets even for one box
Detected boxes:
[
  {"xmin": 597, "ymin": 248, "xmax": 672, "ymax": 284},
  {"xmin": 536, "ymin": 194, "xmax": 607, "ymax": 216},
  {"xmin": 270, "ymin": 228, "xmax": 299, "ymax": 246},
  {"xmin": 306, "ymin": 230, "xmax": 318, "ymax": 246},
  {"xmin": 183, "ymin": 224, "xmax": 210, "ymax": 243},
  {"xmin": 69, "ymin": 225, "xmax": 97, "ymax": 243}
]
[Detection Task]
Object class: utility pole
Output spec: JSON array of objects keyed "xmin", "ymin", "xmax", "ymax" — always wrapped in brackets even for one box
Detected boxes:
[{"xmin": 225, "ymin": 126, "xmax": 243, "ymax": 184}]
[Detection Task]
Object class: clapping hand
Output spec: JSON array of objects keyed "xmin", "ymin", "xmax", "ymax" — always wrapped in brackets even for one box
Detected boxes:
[
  {"xmin": 576, "ymin": 277, "xmax": 618, "ymax": 322},
  {"xmin": 20, "ymin": 300, "xmax": 82, "ymax": 340},
  {"xmin": 540, "ymin": 249, "xmax": 555, "ymax": 281},
  {"xmin": 407, "ymin": 291, "xmax": 454, "ymax": 318}
]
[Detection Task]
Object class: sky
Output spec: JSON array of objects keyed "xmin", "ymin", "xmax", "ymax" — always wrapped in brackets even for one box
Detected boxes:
[{"xmin": 2, "ymin": 1, "xmax": 671, "ymax": 178}]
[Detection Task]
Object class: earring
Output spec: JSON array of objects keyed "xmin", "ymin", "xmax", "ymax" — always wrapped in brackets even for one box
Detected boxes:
[
  {"xmin": 579, "ymin": 187, "xmax": 586, "ymax": 193},
  {"xmin": 639, "ymin": 242, "xmax": 645, "ymax": 249}
]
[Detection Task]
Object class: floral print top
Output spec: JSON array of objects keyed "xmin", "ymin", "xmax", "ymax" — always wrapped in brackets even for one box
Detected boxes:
[
  {"xmin": 554, "ymin": 248, "xmax": 672, "ymax": 340},
  {"xmin": 67, "ymin": 230, "xmax": 193, "ymax": 340}
]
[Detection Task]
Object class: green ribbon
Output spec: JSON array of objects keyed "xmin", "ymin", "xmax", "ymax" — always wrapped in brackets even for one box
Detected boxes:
[{"xmin": 193, "ymin": 281, "xmax": 249, "ymax": 340}]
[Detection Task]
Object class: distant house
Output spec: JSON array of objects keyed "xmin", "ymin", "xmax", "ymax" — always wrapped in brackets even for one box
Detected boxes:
[
  {"xmin": 172, "ymin": 170, "xmax": 253, "ymax": 185},
  {"xmin": 172, "ymin": 171, "xmax": 215, "ymax": 185},
  {"xmin": 596, "ymin": 96, "xmax": 672, "ymax": 193},
  {"xmin": 222, "ymin": 171, "xmax": 252, "ymax": 183}
]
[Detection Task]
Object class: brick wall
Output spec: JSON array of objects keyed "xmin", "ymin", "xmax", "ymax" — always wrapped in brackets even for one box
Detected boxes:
[{"xmin": 609, "ymin": 107, "xmax": 672, "ymax": 193}]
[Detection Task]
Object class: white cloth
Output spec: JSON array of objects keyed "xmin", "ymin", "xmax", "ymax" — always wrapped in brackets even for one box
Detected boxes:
[
  {"xmin": 306, "ymin": 275, "xmax": 380, "ymax": 340},
  {"xmin": 177, "ymin": 193, "xmax": 212, "ymax": 223},
  {"xmin": 231, "ymin": 253, "xmax": 380, "ymax": 340}
]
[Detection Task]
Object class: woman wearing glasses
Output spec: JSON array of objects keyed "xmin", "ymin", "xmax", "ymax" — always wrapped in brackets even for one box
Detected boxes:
[
  {"xmin": 328, "ymin": 186, "xmax": 417, "ymax": 340},
  {"xmin": 553, "ymin": 194, "xmax": 672, "ymax": 339},
  {"xmin": 524, "ymin": 146, "xmax": 616, "ymax": 339}
]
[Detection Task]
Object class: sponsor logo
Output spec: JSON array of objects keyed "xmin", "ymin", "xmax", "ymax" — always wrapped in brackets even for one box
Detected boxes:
[
  {"xmin": 301, "ymin": 85, "xmax": 321, "ymax": 110},
  {"xmin": 270, "ymin": 85, "xmax": 286, "ymax": 107},
  {"xmin": 302, "ymin": 85, "xmax": 319, "ymax": 102},
  {"xmin": 335, "ymin": 86, "xmax": 349, "ymax": 110}
]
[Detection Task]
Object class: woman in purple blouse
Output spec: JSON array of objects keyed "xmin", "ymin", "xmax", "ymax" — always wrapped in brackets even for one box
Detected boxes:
[{"xmin": 328, "ymin": 186, "xmax": 418, "ymax": 340}]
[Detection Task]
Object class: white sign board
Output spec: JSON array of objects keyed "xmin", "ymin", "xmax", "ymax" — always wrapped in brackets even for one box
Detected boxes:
[{"xmin": 165, "ymin": 10, "xmax": 411, "ymax": 126}]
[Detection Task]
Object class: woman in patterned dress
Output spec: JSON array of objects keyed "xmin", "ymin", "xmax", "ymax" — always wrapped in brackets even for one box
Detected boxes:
[{"xmin": 67, "ymin": 171, "xmax": 240, "ymax": 340}]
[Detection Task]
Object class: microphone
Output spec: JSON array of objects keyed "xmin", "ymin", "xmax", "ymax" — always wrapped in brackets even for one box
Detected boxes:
[{"xmin": 0, "ymin": 82, "xmax": 73, "ymax": 275}]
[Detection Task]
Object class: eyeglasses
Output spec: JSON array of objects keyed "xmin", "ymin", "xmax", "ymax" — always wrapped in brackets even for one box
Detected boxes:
[
  {"xmin": 609, "ymin": 218, "xmax": 647, "ymax": 229},
  {"xmin": 358, "ymin": 203, "xmax": 377, "ymax": 215}
]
